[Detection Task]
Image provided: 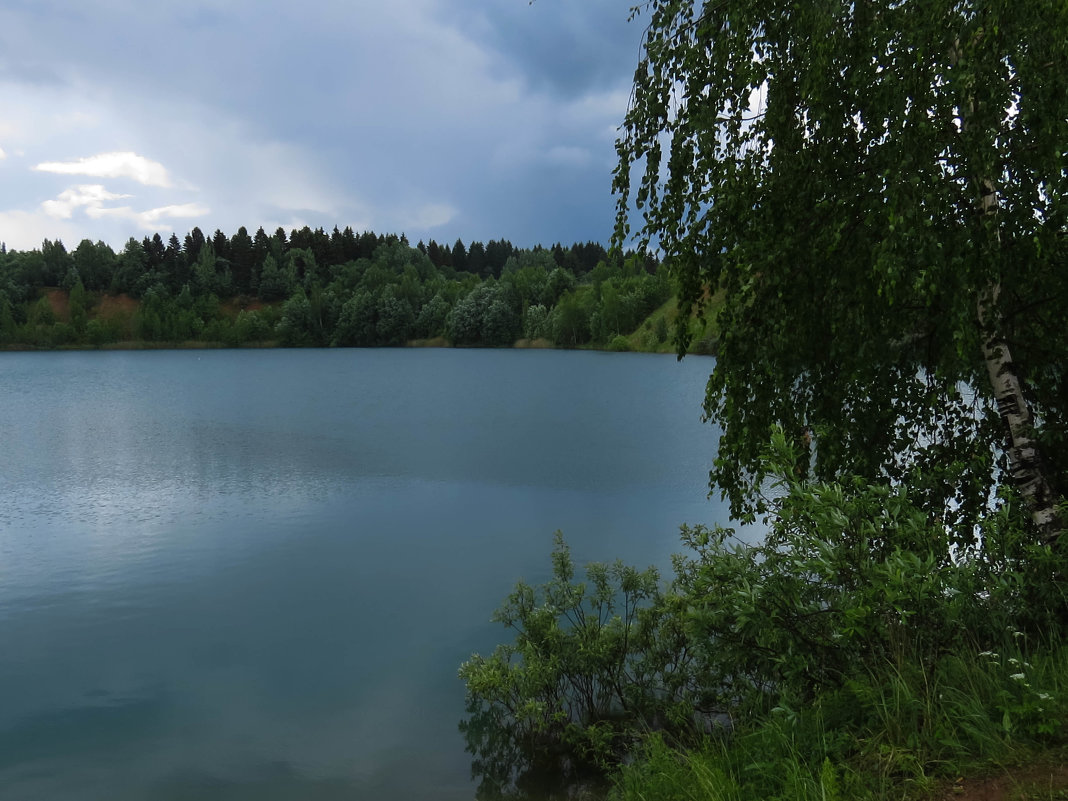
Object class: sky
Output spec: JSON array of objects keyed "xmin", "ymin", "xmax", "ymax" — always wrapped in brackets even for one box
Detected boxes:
[{"xmin": 0, "ymin": 0, "xmax": 646, "ymax": 253}]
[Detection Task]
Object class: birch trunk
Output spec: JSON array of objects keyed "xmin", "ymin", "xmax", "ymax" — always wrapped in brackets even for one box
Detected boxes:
[
  {"xmin": 979, "ymin": 301, "xmax": 1062, "ymax": 542},
  {"xmin": 951, "ymin": 36, "xmax": 1063, "ymax": 543},
  {"xmin": 972, "ymin": 152, "xmax": 1063, "ymax": 543}
]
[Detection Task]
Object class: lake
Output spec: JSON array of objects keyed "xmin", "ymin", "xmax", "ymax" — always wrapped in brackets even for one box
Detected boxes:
[{"xmin": 0, "ymin": 348, "xmax": 729, "ymax": 800}]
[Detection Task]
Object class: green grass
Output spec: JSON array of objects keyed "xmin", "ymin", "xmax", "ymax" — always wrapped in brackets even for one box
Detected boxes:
[
  {"xmin": 622, "ymin": 289, "xmax": 725, "ymax": 355},
  {"xmin": 611, "ymin": 637, "xmax": 1068, "ymax": 801}
]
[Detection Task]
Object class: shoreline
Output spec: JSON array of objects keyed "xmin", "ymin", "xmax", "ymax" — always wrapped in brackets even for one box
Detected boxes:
[{"xmin": 0, "ymin": 338, "xmax": 706, "ymax": 356}]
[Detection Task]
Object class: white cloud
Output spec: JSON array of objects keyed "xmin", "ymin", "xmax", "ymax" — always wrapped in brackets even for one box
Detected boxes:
[
  {"xmin": 403, "ymin": 203, "xmax": 457, "ymax": 230},
  {"xmin": 0, "ymin": 145, "xmax": 6, "ymax": 160},
  {"xmin": 34, "ymin": 151, "xmax": 174, "ymax": 187},
  {"xmin": 89, "ymin": 202, "xmax": 210, "ymax": 230},
  {"xmin": 141, "ymin": 203, "xmax": 210, "ymax": 222},
  {"xmin": 38, "ymin": 184, "xmax": 209, "ymax": 232},
  {"xmin": 41, "ymin": 185, "xmax": 131, "ymax": 219}
]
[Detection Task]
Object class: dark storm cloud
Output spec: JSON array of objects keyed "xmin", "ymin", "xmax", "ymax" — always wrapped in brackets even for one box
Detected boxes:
[
  {"xmin": 441, "ymin": 0, "xmax": 642, "ymax": 98},
  {"xmin": 0, "ymin": 0, "xmax": 646, "ymax": 251}
]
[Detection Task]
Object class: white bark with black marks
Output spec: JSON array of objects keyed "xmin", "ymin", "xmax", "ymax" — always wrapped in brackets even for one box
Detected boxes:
[{"xmin": 980, "ymin": 318, "xmax": 1062, "ymax": 542}]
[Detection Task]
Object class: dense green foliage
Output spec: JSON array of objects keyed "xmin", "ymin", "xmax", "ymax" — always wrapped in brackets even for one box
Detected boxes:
[
  {"xmin": 0, "ymin": 229, "xmax": 668, "ymax": 351},
  {"xmin": 614, "ymin": 0, "xmax": 1068, "ymax": 539},
  {"xmin": 461, "ymin": 434, "xmax": 1068, "ymax": 799}
]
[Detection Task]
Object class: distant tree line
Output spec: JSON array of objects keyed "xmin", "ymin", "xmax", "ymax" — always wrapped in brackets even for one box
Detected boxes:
[{"xmin": 0, "ymin": 227, "xmax": 668, "ymax": 350}]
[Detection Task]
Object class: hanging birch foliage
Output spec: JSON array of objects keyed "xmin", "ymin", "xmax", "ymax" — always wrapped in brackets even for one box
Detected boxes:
[{"xmin": 615, "ymin": 0, "xmax": 1068, "ymax": 542}]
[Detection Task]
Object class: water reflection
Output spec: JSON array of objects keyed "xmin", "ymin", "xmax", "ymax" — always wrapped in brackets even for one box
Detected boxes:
[
  {"xmin": 460, "ymin": 700, "xmax": 609, "ymax": 801},
  {"xmin": 149, "ymin": 762, "xmax": 359, "ymax": 801},
  {"xmin": 0, "ymin": 348, "xmax": 726, "ymax": 800}
]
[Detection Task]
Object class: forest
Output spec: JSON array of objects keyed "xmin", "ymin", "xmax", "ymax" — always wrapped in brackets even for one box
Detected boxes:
[{"xmin": 0, "ymin": 228, "xmax": 676, "ymax": 352}]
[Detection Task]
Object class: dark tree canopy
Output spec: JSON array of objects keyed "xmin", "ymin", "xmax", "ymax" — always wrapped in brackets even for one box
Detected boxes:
[
  {"xmin": 0, "ymin": 224, "xmax": 665, "ymax": 354},
  {"xmin": 615, "ymin": 0, "xmax": 1068, "ymax": 541}
]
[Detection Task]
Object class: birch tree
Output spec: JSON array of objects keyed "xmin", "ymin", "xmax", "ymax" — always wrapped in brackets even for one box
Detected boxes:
[{"xmin": 614, "ymin": 0, "xmax": 1067, "ymax": 542}]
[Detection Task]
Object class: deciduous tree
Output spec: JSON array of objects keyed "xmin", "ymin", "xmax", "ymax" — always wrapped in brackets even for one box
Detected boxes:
[{"xmin": 614, "ymin": 0, "xmax": 1068, "ymax": 542}]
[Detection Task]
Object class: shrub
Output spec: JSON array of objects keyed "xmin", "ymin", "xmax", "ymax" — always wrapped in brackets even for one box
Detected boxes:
[{"xmin": 459, "ymin": 533, "xmax": 699, "ymax": 796}]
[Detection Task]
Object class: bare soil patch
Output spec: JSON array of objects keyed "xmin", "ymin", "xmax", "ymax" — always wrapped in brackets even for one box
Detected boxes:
[
  {"xmin": 96, "ymin": 294, "xmax": 139, "ymax": 319},
  {"xmin": 939, "ymin": 760, "xmax": 1068, "ymax": 801},
  {"xmin": 514, "ymin": 337, "xmax": 554, "ymax": 349},
  {"xmin": 44, "ymin": 289, "xmax": 69, "ymax": 321},
  {"xmin": 407, "ymin": 336, "xmax": 450, "ymax": 348},
  {"xmin": 220, "ymin": 297, "xmax": 267, "ymax": 317}
]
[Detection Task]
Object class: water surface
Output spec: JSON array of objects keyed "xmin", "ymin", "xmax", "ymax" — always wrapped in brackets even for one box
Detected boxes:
[{"xmin": 0, "ymin": 348, "xmax": 727, "ymax": 800}]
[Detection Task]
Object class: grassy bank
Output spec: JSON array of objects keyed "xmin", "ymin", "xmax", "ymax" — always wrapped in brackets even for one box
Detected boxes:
[{"xmin": 613, "ymin": 639, "xmax": 1068, "ymax": 801}]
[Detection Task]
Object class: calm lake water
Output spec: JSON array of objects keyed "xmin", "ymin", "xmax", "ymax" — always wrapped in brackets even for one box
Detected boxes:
[{"xmin": 0, "ymin": 348, "xmax": 728, "ymax": 800}]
